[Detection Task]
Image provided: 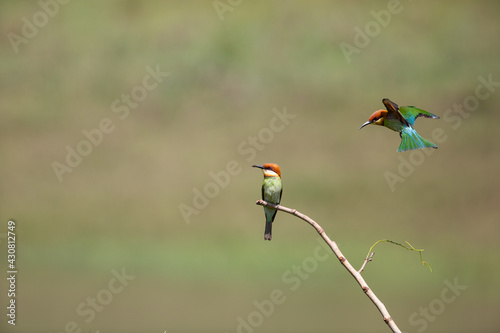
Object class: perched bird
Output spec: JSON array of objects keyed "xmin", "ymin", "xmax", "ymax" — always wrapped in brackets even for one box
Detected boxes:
[
  {"xmin": 359, "ymin": 98, "xmax": 440, "ymax": 152},
  {"xmin": 253, "ymin": 163, "xmax": 283, "ymax": 241}
]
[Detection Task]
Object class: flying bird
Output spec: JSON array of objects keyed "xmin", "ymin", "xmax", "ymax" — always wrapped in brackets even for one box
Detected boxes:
[
  {"xmin": 359, "ymin": 98, "xmax": 439, "ymax": 152},
  {"xmin": 253, "ymin": 163, "xmax": 283, "ymax": 241}
]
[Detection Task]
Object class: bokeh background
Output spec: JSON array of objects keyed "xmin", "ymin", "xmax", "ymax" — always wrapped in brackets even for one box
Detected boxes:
[{"xmin": 1, "ymin": 1, "xmax": 500, "ymax": 332}]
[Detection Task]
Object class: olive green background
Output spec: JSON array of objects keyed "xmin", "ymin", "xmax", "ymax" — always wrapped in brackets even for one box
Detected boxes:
[{"xmin": 1, "ymin": 1, "xmax": 499, "ymax": 332}]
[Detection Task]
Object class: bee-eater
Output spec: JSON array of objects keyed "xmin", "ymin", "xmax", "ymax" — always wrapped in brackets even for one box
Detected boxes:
[
  {"xmin": 253, "ymin": 163, "xmax": 283, "ymax": 241},
  {"xmin": 359, "ymin": 98, "xmax": 440, "ymax": 152}
]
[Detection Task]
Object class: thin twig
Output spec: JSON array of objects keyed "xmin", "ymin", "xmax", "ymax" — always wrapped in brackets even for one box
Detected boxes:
[
  {"xmin": 255, "ymin": 199, "xmax": 402, "ymax": 333},
  {"xmin": 359, "ymin": 252, "xmax": 375, "ymax": 274}
]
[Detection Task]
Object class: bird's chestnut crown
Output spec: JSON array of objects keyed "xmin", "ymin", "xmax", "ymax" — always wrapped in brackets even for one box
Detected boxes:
[
  {"xmin": 253, "ymin": 163, "xmax": 281, "ymax": 178},
  {"xmin": 368, "ymin": 110, "xmax": 388, "ymax": 126}
]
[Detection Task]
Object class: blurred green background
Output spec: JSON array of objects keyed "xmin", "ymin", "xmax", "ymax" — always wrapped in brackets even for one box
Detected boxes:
[{"xmin": 1, "ymin": 1, "xmax": 500, "ymax": 332}]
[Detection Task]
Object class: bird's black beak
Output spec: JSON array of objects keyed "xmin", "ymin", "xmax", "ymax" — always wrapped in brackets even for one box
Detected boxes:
[
  {"xmin": 359, "ymin": 121, "xmax": 372, "ymax": 130},
  {"xmin": 252, "ymin": 165, "xmax": 264, "ymax": 169}
]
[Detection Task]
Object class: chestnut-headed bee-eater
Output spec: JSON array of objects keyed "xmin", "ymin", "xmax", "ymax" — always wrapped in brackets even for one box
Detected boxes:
[
  {"xmin": 253, "ymin": 163, "xmax": 283, "ymax": 241},
  {"xmin": 359, "ymin": 98, "xmax": 440, "ymax": 152}
]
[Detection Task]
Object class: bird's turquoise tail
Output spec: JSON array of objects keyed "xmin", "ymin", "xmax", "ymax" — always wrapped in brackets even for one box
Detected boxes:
[{"xmin": 398, "ymin": 127, "xmax": 437, "ymax": 152}]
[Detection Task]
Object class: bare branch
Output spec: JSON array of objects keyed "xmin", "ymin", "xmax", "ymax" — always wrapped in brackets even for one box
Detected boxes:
[
  {"xmin": 359, "ymin": 252, "xmax": 375, "ymax": 274},
  {"xmin": 255, "ymin": 199, "xmax": 402, "ymax": 333}
]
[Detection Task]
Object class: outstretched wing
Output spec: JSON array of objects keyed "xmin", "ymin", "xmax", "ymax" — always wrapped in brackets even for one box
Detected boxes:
[
  {"xmin": 383, "ymin": 98, "xmax": 410, "ymax": 127},
  {"xmin": 399, "ymin": 106, "xmax": 439, "ymax": 126}
]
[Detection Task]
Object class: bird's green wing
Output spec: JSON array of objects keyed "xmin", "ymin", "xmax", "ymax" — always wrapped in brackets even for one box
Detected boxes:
[
  {"xmin": 399, "ymin": 106, "xmax": 440, "ymax": 126},
  {"xmin": 383, "ymin": 98, "xmax": 409, "ymax": 127}
]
